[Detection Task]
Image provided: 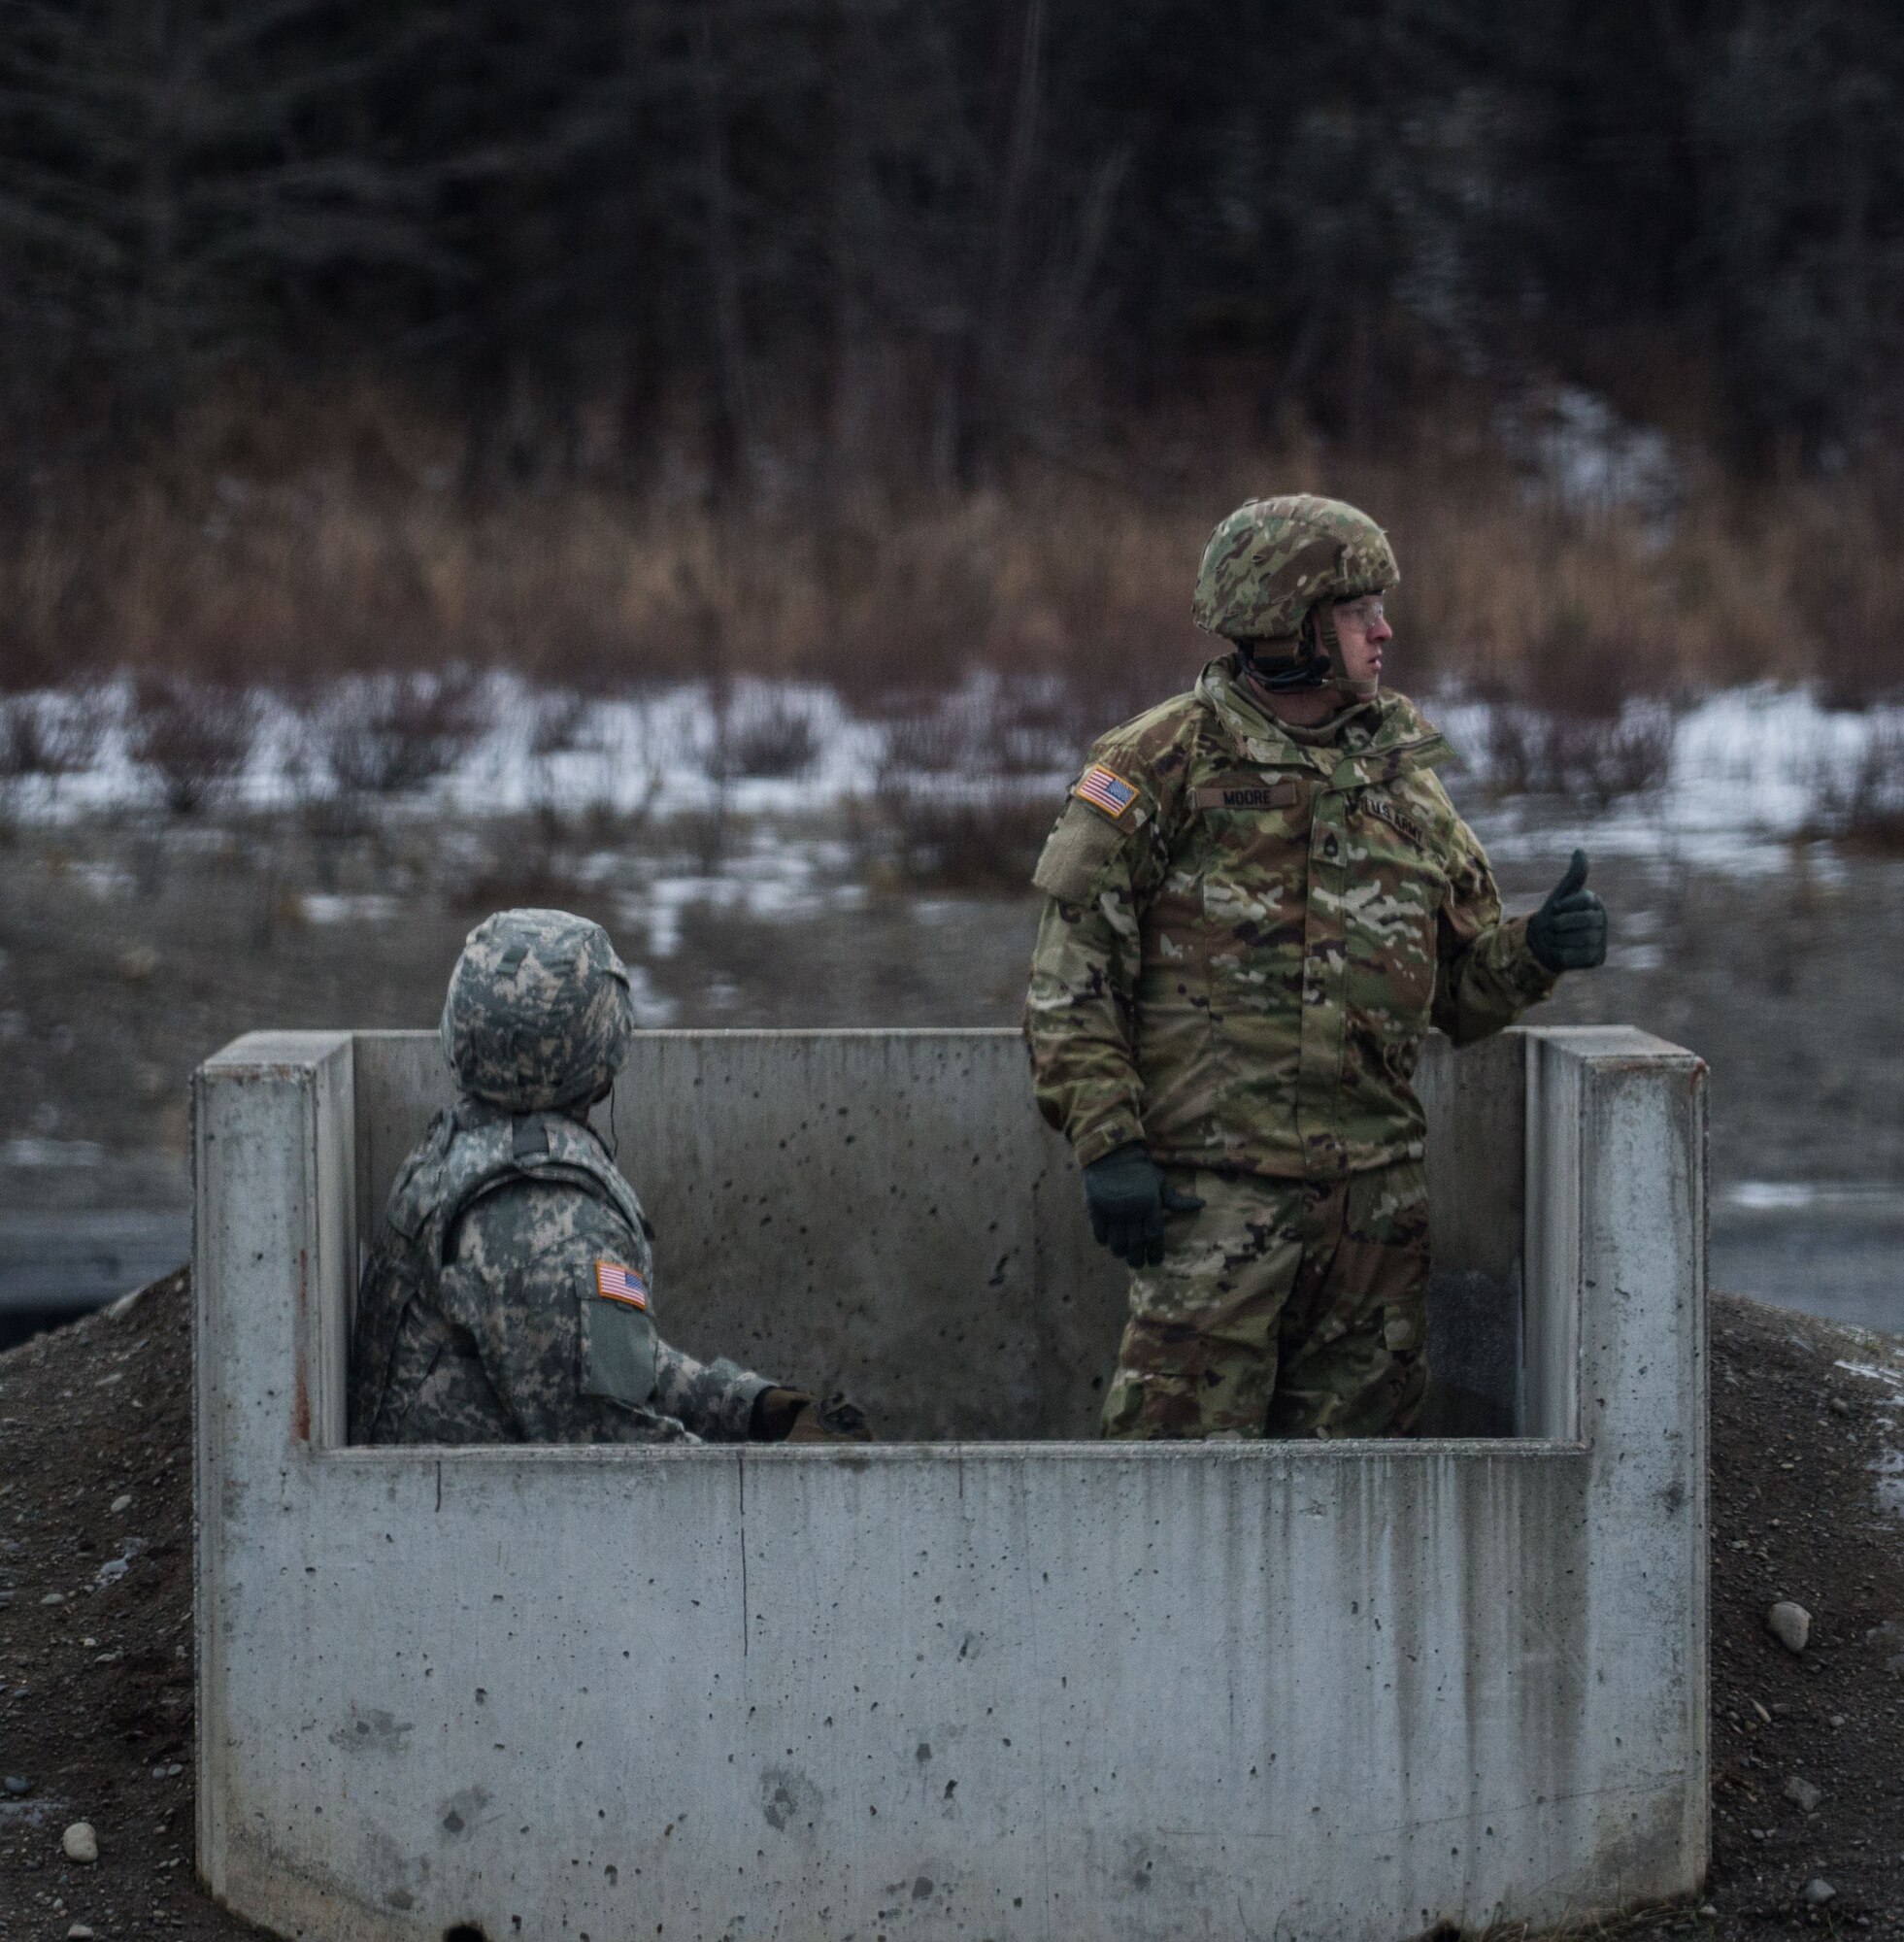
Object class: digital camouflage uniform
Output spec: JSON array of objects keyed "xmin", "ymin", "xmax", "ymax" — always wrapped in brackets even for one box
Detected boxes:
[
  {"xmin": 349, "ymin": 908, "xmax": 772, "ymax": 1446},
  {"xmin": 1026, "ymin": 499, "xmax": 1557, "ymax": 1440}
]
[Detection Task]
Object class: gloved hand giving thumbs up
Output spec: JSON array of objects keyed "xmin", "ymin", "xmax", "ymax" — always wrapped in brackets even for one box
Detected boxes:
[{"xmin": 1527, "ymin": 848, "xmax": 1608, "ymax": 972}]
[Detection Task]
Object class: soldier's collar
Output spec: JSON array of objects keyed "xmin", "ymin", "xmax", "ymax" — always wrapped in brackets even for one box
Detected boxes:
[
  {"xmin": 1196, "ymin": 656, "xmax": 1457, "ymax": 779},
  {"xmin": 1355, "ymin": 689, "xmax": 1450, "ymax": 756},
  {"xmin": 451, "ymin": 1093, "xmax": 613, "ymax": 1155},
  {"xmin": 1196, "ymin": 656, "xmax": 1358, "ymax": 772}
]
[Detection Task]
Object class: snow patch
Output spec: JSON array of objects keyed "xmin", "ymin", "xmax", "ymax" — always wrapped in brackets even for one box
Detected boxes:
[
  {"xmin": 5, "ymin": 673, "xmax": 1903, "ymax": 882},
  {"xmin": 1, "ymin": 1138, "xmax": 105, "ymax": 1169},
  {"xmin": 299, "ymin": 893, "xmax": 401, "ymax": 926}
]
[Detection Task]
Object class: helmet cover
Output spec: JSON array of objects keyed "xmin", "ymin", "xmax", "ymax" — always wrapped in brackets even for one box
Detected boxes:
[
  {"xmin": 1190, "ymin": 494, "xmax": 1399, "ymax": 644},
  {"xmin": 440, "ymin": 907, "xmax": 635, "ymax": 1111}
]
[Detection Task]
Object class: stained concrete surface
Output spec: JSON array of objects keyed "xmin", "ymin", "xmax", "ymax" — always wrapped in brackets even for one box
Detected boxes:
[{"xmin": 8, "ymin": 1203, "xmax": 1893, "ymax": 1354}]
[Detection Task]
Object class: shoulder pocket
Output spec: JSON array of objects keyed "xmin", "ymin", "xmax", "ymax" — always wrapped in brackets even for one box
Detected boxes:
[
  {"xmin": 577, "ymin": 1267, "xmax": 658, "ymax": 1410},
  {"xmin": 1032, "ymin": 796, "xmax": 1131, "ymax": 903}
]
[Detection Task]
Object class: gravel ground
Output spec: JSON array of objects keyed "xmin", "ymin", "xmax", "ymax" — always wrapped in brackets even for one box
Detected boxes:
[
  {"xmin": 0, "ymin": 1272, "xmax": 1899, "ymax": 1939},
  {"xmin": 1690, "ymin": 1301, "xmax": 1904, "ymax": 1936}
]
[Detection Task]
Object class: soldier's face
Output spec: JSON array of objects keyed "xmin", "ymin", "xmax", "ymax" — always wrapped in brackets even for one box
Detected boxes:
[{"xmin": 1331, "ymin": 595, "xmax": 1392, "ymax": 685}]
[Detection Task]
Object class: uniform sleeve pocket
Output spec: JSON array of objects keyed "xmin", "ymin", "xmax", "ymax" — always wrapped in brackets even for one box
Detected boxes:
[
  {"xmin": 578, "ymin": 1279, "xmax": 658, "ymax": 1409},
  {"xmin": 1032, "ymin": 797, "xmax": 1131, "ymax": 903}
]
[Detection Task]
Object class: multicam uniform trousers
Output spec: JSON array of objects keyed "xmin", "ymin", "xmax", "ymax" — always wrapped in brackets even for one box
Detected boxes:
[{"xmin": 1100, "ymin": 1158, "xmax": 1429, "ymax": 1440}]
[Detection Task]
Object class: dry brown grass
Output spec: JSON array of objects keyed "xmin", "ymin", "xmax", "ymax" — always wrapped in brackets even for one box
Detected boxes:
[{"xmin": 3, "ymin": 382, "xmax": 1902, "ymax": 706}]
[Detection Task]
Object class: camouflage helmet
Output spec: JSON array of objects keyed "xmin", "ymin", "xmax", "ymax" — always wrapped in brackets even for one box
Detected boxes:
[
  {"xmin": 1191, "ymin": 494, "xmax": 1399, "ymax": 643},
  {"xmin": 440, "ymin": 908, "xmax": 635, "ymax": 1112}
]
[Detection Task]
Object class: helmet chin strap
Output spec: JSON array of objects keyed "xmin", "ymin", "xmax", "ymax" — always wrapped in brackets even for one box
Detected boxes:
[
  {"xmin": 1238, "ymin": 615, "xmax": 1332, "ymax": 691},
  {"xmin": 1237, "ymin": 604, "xmax": 1381, "ymax": 702},
  {"xmin": 1312, "ymin": 604, "xmax": 1381, "ymax": 702}
]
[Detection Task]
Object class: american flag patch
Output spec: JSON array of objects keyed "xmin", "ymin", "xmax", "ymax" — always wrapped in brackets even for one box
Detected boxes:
[
  {"xmin": 1074, "ymin": 763, "xmax": 1139, "ymax": 820},
  {"xmin": 594, "ymin": 1260, "xmax": 649, "ymax": 1310}
]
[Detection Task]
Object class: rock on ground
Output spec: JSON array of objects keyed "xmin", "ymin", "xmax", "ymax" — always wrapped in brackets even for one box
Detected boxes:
[{"xmin": 1765, "ymin": 1598, "xmax": 1813, "ymax": 1654}]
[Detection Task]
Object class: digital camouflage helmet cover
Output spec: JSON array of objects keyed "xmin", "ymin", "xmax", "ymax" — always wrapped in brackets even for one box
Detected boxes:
[
  {"xmin": 1191, "ymin": 493, "xmax": 1399, "ymax": 694},
  {"xmin": 440, "ymin": 907, "xmax": 636, "ymax": 1112}
]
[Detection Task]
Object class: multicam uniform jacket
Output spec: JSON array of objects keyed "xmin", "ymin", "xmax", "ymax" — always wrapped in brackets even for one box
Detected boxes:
[
  {"xmin": 348, "ymin": 1100, "xmax": 769, "ymax": 1446},
  {"xmin": 1025, "ymin": 654, "xmax": 1556, "ymax": 1180}
]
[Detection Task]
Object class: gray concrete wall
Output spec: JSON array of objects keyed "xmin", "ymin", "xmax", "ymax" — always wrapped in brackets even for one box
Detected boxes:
[
  {"xmin": 193, "ymin": 1024, "xmax": 1707, "ymax": 1941},
  {"xmin": 349, "ymin": 1027, "xmax": 1523, "ymax": 1441}
]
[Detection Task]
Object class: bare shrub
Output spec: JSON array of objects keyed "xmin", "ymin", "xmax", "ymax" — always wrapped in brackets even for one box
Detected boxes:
[
  {"xmin": 868, "ymin": 781, "xmax": 1056, "ymax": 891},
  {"xmin": 527, "ymin": 690, "xmax": 591, "ymax": 759},
  {"xmin": 880, "ymin": 702, "xmax": 973, "ymax": 775},
  {"xmin": 709, "ymin": 690, "xmax": 823, "ymax": 782},
  {"xmin": 1479, "ymin": 604, "xmax": 1678, "ymax": 805},
  {"xmin": 317, "ymin": 670, "xmax": 487, "ymax": 795},
  {"xmin": 856, "ymin": 676, "xmax": 1086, "ymax": 887},
  {"xmin": 449, "ymin": 836, "xmax": 609, "ymax": 918},
  {"xmin": 1478, "ymin": 708, "xmax": 1543, "ymax": 798},
  {"xmin": 1483, "ymin": 702, "xmax": 1677, "ymax": 806},
  {"xmin": 523, "ymin": 694, "xmax": 666, "ymax": 841},
  {"xmin": 879, "ymin": 678, "xmax": 1090, "ymax": 781},
  {"xmin": 128, "ymin": 676, "xmax": 259, "ymax": 814},
  {"xmin": 1815, "ymin": 723, "xmax": 1904, "ymax": 851},
  {"xmin": 523, "ymin": 687, "xmax": 594, "ymax": 822},
  {"xmin": 0, "ymin": 686, "xmax": 106, "ymax": 787},
  {"xmin": 990, "ymin": 680, "xmax": 1093, "ymax": 776}
]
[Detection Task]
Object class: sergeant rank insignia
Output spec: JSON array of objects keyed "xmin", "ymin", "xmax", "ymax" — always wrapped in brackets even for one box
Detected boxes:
[
  {"xmin": 1074, "ymin": 762, "xmax": 1139, "ymax": 820},
  {"xmin": 594, "ymin": 1260, "xmax": 649, "ymax": 1310}
]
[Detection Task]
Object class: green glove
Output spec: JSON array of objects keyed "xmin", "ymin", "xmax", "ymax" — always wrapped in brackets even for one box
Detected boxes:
[
  {"xmin": 1527, "ymin": 849, "xmax": 1608, "ymax": 972},
  {"xmin": 1082, "ymin": 1143, "xmax": 1204, "ymax": 1267}
]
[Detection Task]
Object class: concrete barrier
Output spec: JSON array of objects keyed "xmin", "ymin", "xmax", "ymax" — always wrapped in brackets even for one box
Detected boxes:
[{"xmin": 193, "ymin": 1025, "xmax": 1707, "ymax": 1941}]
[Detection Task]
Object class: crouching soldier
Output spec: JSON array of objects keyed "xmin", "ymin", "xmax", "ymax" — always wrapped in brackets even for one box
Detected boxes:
[{"xmin": 349, "ymin": 906, "xmax": 869, "ymax": 1448}]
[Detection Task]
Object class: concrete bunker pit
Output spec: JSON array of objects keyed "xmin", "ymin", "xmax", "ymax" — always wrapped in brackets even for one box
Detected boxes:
[
  {"xmin": 352, "ymin": 1025, "xmax": 1547, "ymax": 1443},
  {"xmin": 193, "ymin": 1024, "xmax": 1708, "ymax": 1941}
]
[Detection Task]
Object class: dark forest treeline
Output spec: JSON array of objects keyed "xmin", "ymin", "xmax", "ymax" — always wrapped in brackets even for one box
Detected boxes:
[{"xmin": 3, "ymin": 0, "xmax": 1902, "ymax": 499}]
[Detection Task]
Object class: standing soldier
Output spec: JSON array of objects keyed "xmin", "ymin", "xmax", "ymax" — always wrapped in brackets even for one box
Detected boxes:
[
  {"xmin": 351, "ymin": 907, "xmax": 869, "ymax": 1448},
  {"xmin": 1024, "ymin": 495, "xmax": 1607, "ymax": 1440}
]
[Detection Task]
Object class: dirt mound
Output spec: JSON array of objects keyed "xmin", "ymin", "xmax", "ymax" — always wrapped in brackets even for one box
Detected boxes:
[
  {"xmin": 0, "ymin": 1274, "xmax": 1899, "ymax": 1940},
  {"xmin": 0, "ymin": 1269, "xmax": 257, "ymax": 1938},
  {"xmin": 1687, "ymin": 1299, "xmax": 1904, "ymax": 1936}
]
